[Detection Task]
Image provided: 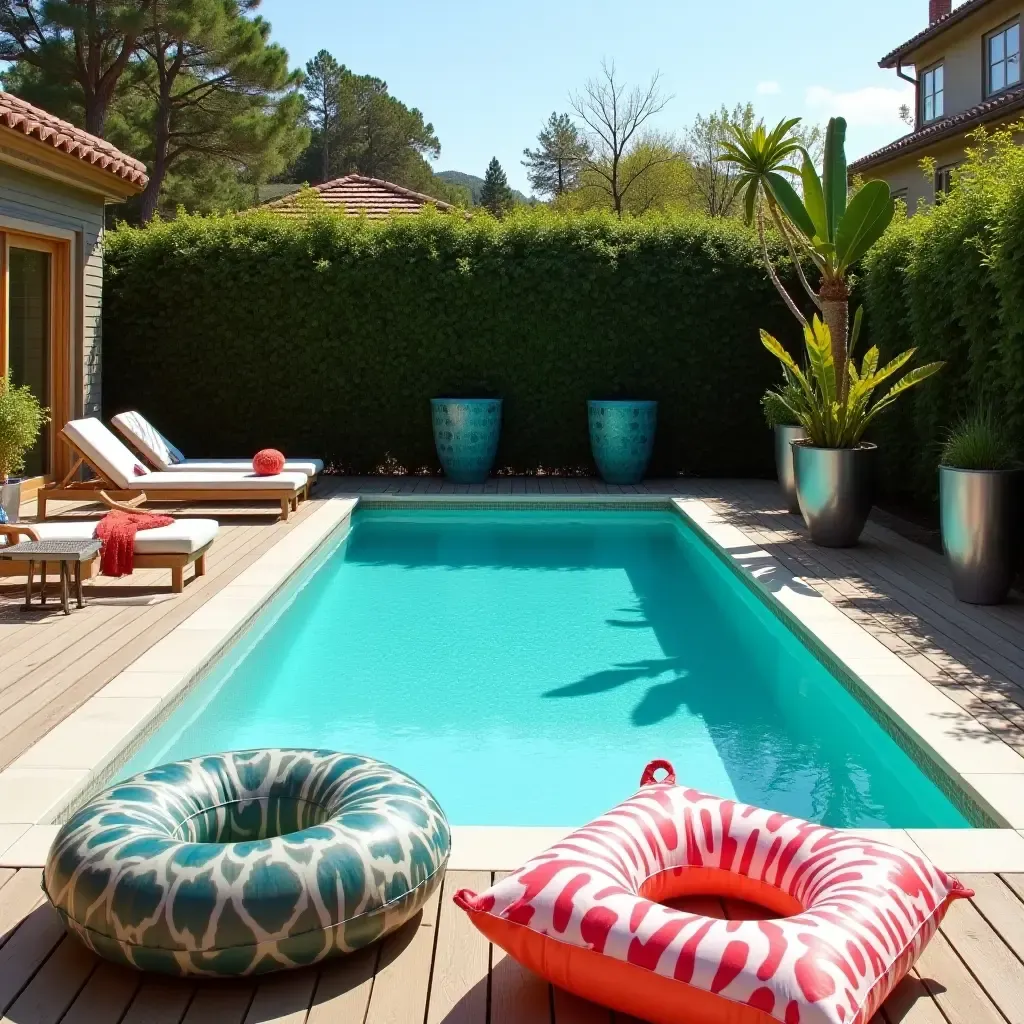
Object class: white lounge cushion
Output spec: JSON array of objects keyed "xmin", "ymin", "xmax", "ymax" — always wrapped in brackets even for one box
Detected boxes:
[
  {"xmin": 62, "ymin": 420, "xmax": 306, "ymax": 494},
  {"xmin": 2, "ymin": 519, "xmax": 218, "ymax": 555},
  {"xmin": 165, "ymin": 458, "xmax": 323, "ymax": 476},
  {"xmin": 111, "ymin": 411, "xmax": 185, "ymax": 469},
  {"xmin": 131, "ymin": 470, "xmax": 308, "ymax": 492},
  {"xmin": 112, "ymin": 411, "xmax": 323, "ymax": 477}
]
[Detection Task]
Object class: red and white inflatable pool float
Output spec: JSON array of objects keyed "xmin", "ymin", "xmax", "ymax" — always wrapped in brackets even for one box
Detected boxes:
[{"xmin": 454, "ymin": 760, "xmax": 971, "ymax": 1024}]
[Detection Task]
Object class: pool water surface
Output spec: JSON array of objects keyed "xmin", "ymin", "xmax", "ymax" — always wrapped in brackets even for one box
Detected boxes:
[{"xmin": 121, "ymin": 510, "xmax": 972, "ymax": 828}]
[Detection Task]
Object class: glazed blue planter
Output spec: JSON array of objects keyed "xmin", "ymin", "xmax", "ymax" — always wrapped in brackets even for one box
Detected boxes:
[
  {"xmin": 588, "ymin": 400, "xmax": 658, "ymax": 485},
  {"xmin": 431, "ymin": 398, "xmax": 502, "ymax": 483}
]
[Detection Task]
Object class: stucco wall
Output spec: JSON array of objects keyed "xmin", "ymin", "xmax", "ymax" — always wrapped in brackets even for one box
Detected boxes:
[
  {"xmin": 0, "ymin": 162, "xmax": 105, "ymax": 418},
  {"xmin": 910, "ymin": 0, "xmax": 1022, "ymax": 121}
]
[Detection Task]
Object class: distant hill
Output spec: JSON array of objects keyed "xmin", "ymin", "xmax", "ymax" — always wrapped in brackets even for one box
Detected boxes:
[{"xmin": 437, "ymin": 170, "xmax": 533, "ymax": 206}]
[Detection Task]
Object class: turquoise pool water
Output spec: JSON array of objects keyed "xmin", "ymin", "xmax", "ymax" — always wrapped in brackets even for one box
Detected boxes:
[{"xmin": 121, "ymin": 509, "xmax": 971, "ymax": 828}]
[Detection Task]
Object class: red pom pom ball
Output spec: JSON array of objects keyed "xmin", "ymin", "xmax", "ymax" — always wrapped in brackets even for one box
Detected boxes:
[{"xmin": 253, "ymin": 448, "xmax": 286, "ymax": 476}]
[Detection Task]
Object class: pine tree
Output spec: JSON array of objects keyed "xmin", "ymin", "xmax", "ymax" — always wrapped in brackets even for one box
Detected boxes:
[
  {"xmin": 522, "ymin": 112, "xmax": 589, "ymax": 198},
  {"xmin": 479, "ymin": 157, "xmax": 514, "ymax": 217},
  {"xmin": 304, "ymin": 50, "xmax": 344, "ymax": 182}
]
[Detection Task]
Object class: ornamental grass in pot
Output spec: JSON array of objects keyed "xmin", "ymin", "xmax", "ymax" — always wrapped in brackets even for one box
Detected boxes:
[
  {"xmin": 762, "ymin": 382, "xmax": 806, "ymax": 514},
  {"xmin": 939, "ymin": 410, "xmax": 1022, "ymax": 605},
  {"xmin": 0, "ymin": 370, "xmax": 49, "ymax": 525},
  {"xmin": 762, "ymin": 312, "xmax": 942, "ymax": 547}
]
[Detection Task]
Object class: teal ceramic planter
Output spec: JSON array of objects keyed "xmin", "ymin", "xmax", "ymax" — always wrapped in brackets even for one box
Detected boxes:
[
  {"xmin": 431, "ymin": 398, "xmax": 502, "ymax": 483},
  {"xmin": 588, "ymin": 400, "xmax": 658, "ymax": 485}
]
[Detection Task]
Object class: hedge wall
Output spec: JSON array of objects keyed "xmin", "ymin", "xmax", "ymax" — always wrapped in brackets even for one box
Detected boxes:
[
  {"xmin": 861, "ymin": 126, "xmax": 1024, "ymax": 510},
  {"xmin": 103, "ymin": 209, "xmax": 801, "ymax": 478}
]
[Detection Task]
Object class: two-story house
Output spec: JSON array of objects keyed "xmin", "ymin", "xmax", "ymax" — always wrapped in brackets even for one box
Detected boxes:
[{"xmin": 849, "ymin": 0, "xmax": 1023, "ymax": 211}]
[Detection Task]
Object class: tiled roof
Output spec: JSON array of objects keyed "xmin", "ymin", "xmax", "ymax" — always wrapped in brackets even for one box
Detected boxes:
[
  {"xmin": 265, "ymin": 175, "xmax": 455, "ymax": 217},
  {"xmin": 0, "ymin": 91, "xmax": 148, "ymax": 188},
  {"xmin": 880, "ymin": 0, "xmax": 995, "ymax": 67},
  {"xmin": 849, "ymin": 84, "xmax": 1024, "ymax": 172}
]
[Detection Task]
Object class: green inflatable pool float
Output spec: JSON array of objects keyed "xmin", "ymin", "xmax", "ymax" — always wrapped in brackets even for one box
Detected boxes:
[{"xmin": 43, "ymin": 749, "xmax": 450, "ymax": 977}]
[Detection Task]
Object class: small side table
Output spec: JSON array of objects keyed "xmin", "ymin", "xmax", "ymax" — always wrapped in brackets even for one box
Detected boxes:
[{"xmin": 0, "ymin": 539, "xmax": 102, "ymax": 615}]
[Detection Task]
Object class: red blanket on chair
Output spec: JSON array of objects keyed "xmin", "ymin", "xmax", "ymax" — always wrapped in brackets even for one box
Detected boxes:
[{"xmin": 94, "ymin": 511, "xmax": 175, "ymax": 577}]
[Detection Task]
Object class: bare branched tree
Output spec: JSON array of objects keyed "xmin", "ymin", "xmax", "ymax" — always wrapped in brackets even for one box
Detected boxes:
[{"xmin": 570, "ymin": 60, "xmax": 671, "ymax": 218}]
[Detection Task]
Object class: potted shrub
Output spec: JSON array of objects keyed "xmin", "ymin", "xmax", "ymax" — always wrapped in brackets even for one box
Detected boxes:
[
  {"xmin": 588, "ymin": 399, "xmax": 658, "ymax": 485},
  {"xmin": 721, "ymin": 115, "xmax": 943, "ymax": 545},
  {"xmin": 939, "ymin": 410, "xmax": 1022, "ymax": 605},
  {"xmin": 762, "ymin": 312, "xmax": 942, "ymax": 546},
  {"xmin": 431, "ymin": 388, "xmax": 502, "ymax": 484},
  {"xmin": 0, "ymin": 371, "xmax": 49, "ymax": 525},
  {"xmin": 762, "ymin": 382, "xmax": 806, "ymax": 514}
]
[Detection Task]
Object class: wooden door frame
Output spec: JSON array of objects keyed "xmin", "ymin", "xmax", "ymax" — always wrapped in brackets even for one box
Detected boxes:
[{"xmin": 0, "ymin": 229, "xmax": 73, "ymax": 486}]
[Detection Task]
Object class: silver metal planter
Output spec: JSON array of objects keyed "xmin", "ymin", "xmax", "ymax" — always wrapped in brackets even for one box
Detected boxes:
[
  {"xmin": 939, "ymin": 466, "xmax": 1022, "ymax": 605},
  {"xmin": 0, "ymin": 479, "xmax": 21, "ymax": 525},
  {"xmin": 793, "ymin": 443, "xmax": 876, "ymax": 547},
  {"xmin": 774, "ymin": 425, "xmax": 806, "ymax": 514}
]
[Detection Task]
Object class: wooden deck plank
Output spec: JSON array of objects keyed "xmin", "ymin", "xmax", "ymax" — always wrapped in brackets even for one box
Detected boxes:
[
  {"xmin": 180, "ymin": 981, "xmax": 256, "ymax": 1024},
  {"xmin": 0, "ymin": 904, "xmax": 66, "ymax": 1014},
  {"xmin": 881, "ymin": 973, "xmax": 947, "ymax": 1024},
  {"xmin": 0, "ymin": 934, "xmax": 96, "ymax": 1024},
  {"xmin": 1000, "ymin": 873, "xmax": 1024, "ymax": 904},
  {"xmin": 426, "ymin": 871, "xmax": 489, "ymax": 1024},
  {"xmin": 305, "ymin": 946, "xmax": 376, "ymax": 1024},
  {"xmin": 490, "ymin": 946, "xmax": 551, "ymax": 1024},
  {"xmin": 917, "ymin": 922, "xmax": 1010, "ymax": 1024},
  {"xmin": 119, "ymin": 978, "xmax": 195, "ymax": 1024},
  {"xmin": 243, "ymin": 971, "xmax": 318, "ymax": 1024},
  {"xmin": 362, "ymin": 880, "xmax": 442, "ymax": 1024},
  {"xmin": 960, "ymin": 873, "xmax": 1024, "ymax": 962},
  {"xmin": 939, "ymin": 896, "xmax": 1024, "ymax": 1023},
  {"xmin": 552, "ymin": 988, "xmax": 612, "ymax": 1023},
  {"xmin": 60, "ymin": 960, "xmax": 141, "ymax": 1024}
]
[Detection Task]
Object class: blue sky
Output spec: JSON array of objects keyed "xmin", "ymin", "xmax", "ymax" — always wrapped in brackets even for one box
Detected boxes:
[{"xmin": 259, "ymin": 0, "xmax": 936, "ymax": 195}]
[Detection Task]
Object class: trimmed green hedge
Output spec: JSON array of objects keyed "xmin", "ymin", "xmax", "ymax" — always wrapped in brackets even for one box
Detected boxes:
[
  {"xmin": 103, "ymin": 209, "xmax": 802, "ymax": 477},
  {"xmin": 861, "ymin": 127, "xmax": 1024, "ymax": 510}
]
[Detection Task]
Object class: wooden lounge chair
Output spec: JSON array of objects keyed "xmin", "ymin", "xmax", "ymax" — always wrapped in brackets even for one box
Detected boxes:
[
  {"xmin": 38, "ymin": 418, "xmax": 309, "ymax": 521},
  {"xmin": 111, "ymin": 411, "xmax": 323, "ymax": 482},
  {"xmin": 0, "ymin": 493, "xmax": 217, "ymax": 593}
]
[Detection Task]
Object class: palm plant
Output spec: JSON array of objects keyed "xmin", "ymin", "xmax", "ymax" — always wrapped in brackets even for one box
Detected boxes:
[
  {"xmin": 761, "ymin": 312, "xmax": 943, "ymax": 449},
  {"xmin": 720, "ymin": 116, "xmax": 896, "ymax": 399}
]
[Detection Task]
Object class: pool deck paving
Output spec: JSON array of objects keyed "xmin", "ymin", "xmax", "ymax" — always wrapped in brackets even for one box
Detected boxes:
[
  {"xmin": 1, "ymin": 476, "xmax": 1024, "ymax": 1020},
  {"xmin": 0, "ymin": 866, "xmax": 1021, "ymax": 1024}
]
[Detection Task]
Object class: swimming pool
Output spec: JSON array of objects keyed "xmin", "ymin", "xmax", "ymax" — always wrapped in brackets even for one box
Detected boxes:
[{"xmin": 121, "ymin": 508, "xmax": 972, "ymax": 828}]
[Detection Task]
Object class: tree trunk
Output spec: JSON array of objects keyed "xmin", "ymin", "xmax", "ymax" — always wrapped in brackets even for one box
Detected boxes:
[
  {"xmin": 819, "ymin": 278, "xmax": 850, "ymax": 397},
  {"xmin": 139, "ymin": 98, "xmax": 172, "ymax": 223},
  {"xmin": 83, "ymin": 94, "xmax": 106, "ymax": 138}
]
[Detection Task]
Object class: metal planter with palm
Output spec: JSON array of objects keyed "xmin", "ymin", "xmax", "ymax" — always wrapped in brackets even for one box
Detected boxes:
[
  {"xmin": 761, "ymin": 313, "xmax": 942, "ymax": 548},
  {"xmin": 774, "ymin": 425, "xmax": 807, "ymax": 514}
]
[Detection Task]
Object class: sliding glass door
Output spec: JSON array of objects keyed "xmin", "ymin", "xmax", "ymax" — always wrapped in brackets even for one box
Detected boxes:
[
  {"xmin": 6, "ymin": 246, "xmax": 51, "ymax": 476},
  {"xmin": 1, "ymin": 231, "xmax": 70, "ymax": 481}
]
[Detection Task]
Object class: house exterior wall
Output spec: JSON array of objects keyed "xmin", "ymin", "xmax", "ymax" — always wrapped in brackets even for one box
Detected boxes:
[
  {"xmin": 0, "ymin": 161, "xmax": 105, "ymax": 418},
  {"xmin": 910, "ymin": 0, "xmax": 1021, "ymax": 122}
]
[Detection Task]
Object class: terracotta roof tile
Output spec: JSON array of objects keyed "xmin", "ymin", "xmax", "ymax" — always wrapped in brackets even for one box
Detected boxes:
[
  {"xmin": 880, "ymin": 0, "xmax": 996, "ymax": 67},
  {"xmin": 0, "ymin": 91, "xmax": 148, "ymax": 189},
  {"xmin": 265, "ymin": 174, "xmax": 455, "ymax": 217},
  {"xmin": 848, "ymin": 84, "xmax": 1024, "ymax": 172}
]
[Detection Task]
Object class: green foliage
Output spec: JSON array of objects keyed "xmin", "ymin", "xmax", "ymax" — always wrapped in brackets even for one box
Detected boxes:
[
  {"xmin": 761, "ymin": 383, "xmax": 801, "ymax": 427},
  {"xmin": 523, "ymin": 112, "xmax": 590, "ymax": 198},
  {"xmin": 862, "ymin": 122, "xmax": 1024, "ymax": 506},
  {"xmin": 0, "ymin": 371, "xmax": 49, "ymax": 481},
  {"xmin": 761, "ymin": 315, "xmax": 943, "ymax": 448},
  {"xmin": 479, "ymin": 157, "xmax": 514, "ymax": 217},
  {"xmin": 940, "ymin": 410, "xmax": 1017, "ymax": 471},
  {"xmin": 103, "ymin": 207, "xmax": 804, "ymax": 478}
]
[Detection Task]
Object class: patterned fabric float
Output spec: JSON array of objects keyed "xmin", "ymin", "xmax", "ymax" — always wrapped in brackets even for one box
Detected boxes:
[
  {"xmin": 44, "ymin": 750, "xmax": 450, "ymax": 976},
  {"xmin": 455, "ymin": 759, "xmax": 971, "ymax": 1024}
]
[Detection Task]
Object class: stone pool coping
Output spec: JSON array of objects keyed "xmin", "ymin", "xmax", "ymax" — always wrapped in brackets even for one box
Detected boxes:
[{"xmin": 0, "ymin": 492, "xmax": 1022, "ymax": 872}]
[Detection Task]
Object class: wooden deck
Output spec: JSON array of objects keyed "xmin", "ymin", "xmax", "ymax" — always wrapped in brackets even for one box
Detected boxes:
[{"xmin": 0, "ymin": 867, "xmax": 1021, "ymax": 1023}]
